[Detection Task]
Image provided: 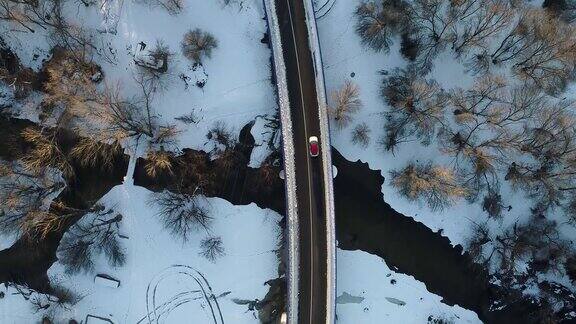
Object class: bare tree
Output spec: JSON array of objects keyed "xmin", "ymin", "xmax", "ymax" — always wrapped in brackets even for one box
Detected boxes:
[
  {"xmin": 253, "ymin": 157, "xmax": 279, "ymax": 192},
  {"xmin": 544, "ymin": 0, "xmax": 576, "ymax": 23},
  {"xmin": 329, "ymin": 80, "xmax": 362, "ymax": 129},
  {"xmin": 0, "ymin": 47, "xmax": 37, "ymax": 100},
  {"xmin": 400, "ymin": 32, "xmax": 420, "ymax": 61},
  {"xmin": 351, "ymin": 122, "xmax": 371, "ymax": 147},
  {"xmin": 20, "ymin": 127, "xmax": 74, "ymax": 178},
  {"xmin": 41, "ymin": 49, "xmax": 100, "ymax": 126},
  {"xmin": 489, "ymin": 9, "xmax": 576, "ymax": 94},
  {"xmin": 206, "ymin": 121, "xmax": 235, "ymax": 150},
  {"xmin": 0, "ymin": 0, "xmax": 111, "ymax": 66},
  {"xmin": 135, "ymin": 40, "xmax": 172, "ymax": 82},
  {"xmin": 199, "ymin": 236, "xmax": 224, "ymax": 262},
  {"xmin": 7, "ymin": 282, "xmax": 79, "ymax": 312},
  {"xmin": 150, "ymin": 123, "xmax": 180, "ymax": 148},
  {"xmin": 48, "ymin": 22, "xmax": 98, "ymax": 56},
  {"xmin": 57, "ymin": 205, "xmax": 125, "ymax": 274},
  {"xmin": 389, "ymin": 160, "xmax": 467, "ymax": 211},
  {"xmin": 144, "ymin": 149, "xmax": 174, "ymax": 178},
  {"xmin": 181, "ymin": 28, "xmax": 218, "ymax": 64},
  {"xmin": 407, "ymin": 0, "xmax": 457, "ymax": 71},
  {"xmin": 175, "ymin": 111, "xmax": 199, "ymax": 125},
  {"xmin": 380, "ymin": 67, "xmax": 448, "ymax": 151},
  {"xmin": 219, "ymin": 0, "xmax": 243, "ymax": 9},
  {"xmin": 205, "ymin": 121, "xmax": 244, "ymax": 169},
  {"xmin": 0, "ymin": 0, "xmax": 58, "ymax": 33},
  {"xmin": 160, "ymin": 0, "xmax": 183, "ymax": 14},
  {"xmin": 0, "ymin": 0, "xmax": 38, "ymax": 33},
  {"xmin": 98, "ymin": 82, "xmax": 156, "ymax": 140},
  {"xmin": 69, "ymin": 137, "xmax": 123, "ymax": 170},
  {"xmin": 466, "ymin": 222, "xmax": 491, "ymax": 265},
  {"xmin": 566, "ymin": 198, "xmax": 576, "ymax": 226},
  {"xmin": 566, "ymin": 254, "xmax": 576, "ymax": 283},
  {"xmin": 19, "ymin": 207, "xmax": 70, "ymax": 240},
  {"xmin": 451, "ymin": 0, "xmax": 513, "ymax": 56},
  {"xmin": 354, "ymin": 0, "xmax": 409, "ymax": 52},
  {"xmin": 491, "ymin": 217, "xmax": 569, "ymax": 280},
  {"xmin": 439, "ymin": 77, "xmax": 547, "ymax": 201},
  {"xmin": 504, "ymin": 101, "xmax": 576, "ymax": 213},
  {"xmin": 137, "ymin": 0, "xmax": 183, "ymax": 15},
  {"xmin": 482, "ymin": 189, "xmax": 505, "ymax": 218},
  {"xmin": 150, "ymin": 189, "xmax": 211, "ymax": 242},
  {"xmin": 0, "ymin": 161, "xmax": 64, "ymax": 236}
]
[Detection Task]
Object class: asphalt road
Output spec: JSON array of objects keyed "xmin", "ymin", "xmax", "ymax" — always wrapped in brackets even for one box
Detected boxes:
[{"xmin": 274, "ymin": 0, "xmax": 329, "ymax": 323}]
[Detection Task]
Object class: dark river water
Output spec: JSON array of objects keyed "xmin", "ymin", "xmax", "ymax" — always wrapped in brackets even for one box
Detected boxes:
[
  {"xmin": 330, "ymin": 148, "xmax": 549, "ymax": 324},
  {"xmin": 0, "ymin": 117, "xmax": 563, "ymax": 323}
]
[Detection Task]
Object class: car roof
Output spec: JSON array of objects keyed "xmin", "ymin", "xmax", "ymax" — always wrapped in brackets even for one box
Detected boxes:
[{"xmin": 309, "ymin": 136, "xmax": 318, "ymax": 141}]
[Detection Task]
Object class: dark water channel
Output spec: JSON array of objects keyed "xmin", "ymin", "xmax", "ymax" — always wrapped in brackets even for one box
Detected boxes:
[
  {"xmin": 0, "ymin": 115, "xmax": 566, "ymax": 323},
  {"xmin": 331, "ymin": 148, "xmax": 557, "ymax": 324},
  {"xmin": 0, "ymin": 116, "xmax": 129, "ymax": 294}
]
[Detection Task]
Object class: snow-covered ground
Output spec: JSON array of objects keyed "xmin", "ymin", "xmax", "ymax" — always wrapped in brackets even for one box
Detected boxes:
[
  {"xmin": 1, "ymin": 183, "xmax": 281, "ymax": 323},
  {"xmin": 1, "ymin": 0, "xmax": 282, "ymax": 323},
  {"xmin": 336, "ymin": 249, "xmax": 481, "ymax": 324},
  {"xmin": 314, "ymin": 0, "xmax": 494, "ymax": 322},
  {"xmin": 98, "ymin": 0, "xmax": 276, "ymax": 154},
  {"xmin": 1, "ymin": 0, "xmax": 277, "ymax": 163},
  {"xmin": 317, "ymin": 0, "xmax": 576, "ymax": 321},
  {"xmin": 316, "ymin": 0, "xmax": 576, "ymax": 252},
  {"xmin": 316, "ymin": 0, "xmax": 479, "ymax": 247}
]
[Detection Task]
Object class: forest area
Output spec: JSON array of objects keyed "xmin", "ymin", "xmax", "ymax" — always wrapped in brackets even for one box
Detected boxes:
[
  {"xmin": 0, "ymin": 0, "xmax": 285, "ymax": 322},
  {"xmin": 321, "ymin": 0, "xmax": 576, "ymax": 321}
]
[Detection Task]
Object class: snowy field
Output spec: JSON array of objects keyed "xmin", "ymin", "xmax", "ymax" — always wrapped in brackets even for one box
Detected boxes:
[
  {"xmin": 315, "ymin": 1, "xmax": 484, "ymax": 320},
  {"xmin": 1, "ymin": 0, "xmax": 277, "ymax": 161},
  {"xmin": 316, "ymin": 0, "xmax": 576, "ymax": 251},
  {"xmin": 336, "ymin": 249, "xmax": 481, "ymax": 323},
  {"xmin": 1, "ymin": 0, "xmax": 282, "ymax": 322},
  {"xmin": 317, "ymin": 0, "xmax": 576, "ymax": 321},
  {"xmin": 1, "ymin": 183, "xmax": 281, "ymax": 323},
  {"xmin": 316, "ymin": 0, "xmax": 478, "ymax": 248}
]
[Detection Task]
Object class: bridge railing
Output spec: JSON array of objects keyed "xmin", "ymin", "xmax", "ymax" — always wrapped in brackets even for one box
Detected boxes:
[
  {"xmin": 263, "ymin": 0, "xmax": 337, "ymax": 323},
  {"xmin": 301, "ymin": 1, "xmax": 337, "ymax": 323},
  {"xmin": 262, "ymin": 1, "xmax": 300, "ymax": 324}
]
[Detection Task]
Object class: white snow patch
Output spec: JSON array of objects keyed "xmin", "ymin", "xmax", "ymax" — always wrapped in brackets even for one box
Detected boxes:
[
  {"xmin": 44, "ymin": 184, "xmax": 282, "ymax": 323},
  {"xmin": 336, "ymin": 249, "xmax": 482, "ymax": 323},
  {"xmin": 249, "ymin": 116, "xmax": 272, "ymax": 168}
]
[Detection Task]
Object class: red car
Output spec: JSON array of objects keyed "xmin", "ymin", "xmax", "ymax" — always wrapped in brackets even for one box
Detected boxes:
[{"xmin": 309, "ymin": 136, "xmax": 319, "ymax": 157}]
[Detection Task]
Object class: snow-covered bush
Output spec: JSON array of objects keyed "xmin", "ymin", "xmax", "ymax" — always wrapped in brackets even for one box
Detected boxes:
[
  {"xmin": 351, "ymin": 122, "xmax": 371, "ymax": 148},
  {"xmin": 329, "ymin": 80, "xmax": 362, "ymax": 129},
  {"xmin": 199, "ymin": 236, "xmax": 224, "ymax": 262},
  {"xmin": 137, "ymin": 0, "xmax": 183, "ymax": 15},
  {"xmin": 389, "ymin": 161, "xmax": 467, "ymax": 211},
  {"xmin": 380, "ymin": 67, "xmax": 447, "ymax": 151},
  {"xmin": 181, "ymin": 28, "xmax": 218, "ymax": 64},
  {"xmin": 150, "ymin": 190, "xmax": 211, "ymax": 242},
  {"xmin": 58, "ymin": 205, "xmax": 126, "ymax": 274},
  {"xmin": 354, "ymin": 0, "xmax": 409, "ymax": 52},
  {"xmin": 144, "ymin": 149, "xmax": 175, "ymax": 178}
]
